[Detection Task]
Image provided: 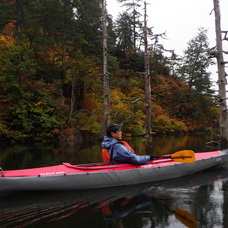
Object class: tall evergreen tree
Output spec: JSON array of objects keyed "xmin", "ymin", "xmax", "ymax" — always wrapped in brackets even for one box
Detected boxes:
[
  {"xmin": 177, "ymin": 28, "xmax": 214, "ymax": 94},
  {"xmin": 115, "ymin": 12, "xmax": 134, "ymax": 52},
  {"xmin": 117, "ymin": 0, "xmax": 143, "ymax": 50},
  {"xmin": 73, "ymin": 0, "xmax": 103, "ymax": 56}
]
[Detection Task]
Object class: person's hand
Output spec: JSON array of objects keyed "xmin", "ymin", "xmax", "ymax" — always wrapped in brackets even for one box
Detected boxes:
[{"xmin": 149, "ymin": 155, "xmax": 162, "ymax": 160}]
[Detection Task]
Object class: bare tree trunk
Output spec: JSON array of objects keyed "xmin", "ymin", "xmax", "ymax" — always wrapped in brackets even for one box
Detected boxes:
[
  {"xmin": 133, "ymin": 1, "xmax": 136, "ymax": 50},
  {"xmin": 213, "ymin": 0, "xmax": 228, "ymax": 145},
  {"xmin": 102, "ymin": 0, "xmax": 110, "ymax": 134},
  {"xmin": 144, "ymin": 1, "xmax": 152, "ymax": 152},
  {"xmin": 62, "ymin": 0, "xmax": 67, "ymax": 76},
  {"xmin": 69, "ymin": 73, "xmax": 75, "ymax": 117}
]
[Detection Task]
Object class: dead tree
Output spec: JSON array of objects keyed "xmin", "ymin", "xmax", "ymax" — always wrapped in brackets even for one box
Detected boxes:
[
  {"xmin": 102, "ymin": 0, "xmax": 110, "ymax": 134},
  {"xmin": 213, "ymin": 0, "xmax": 228, "ymax": 145},
  {"xmin": 144, "ymin": 1, "xmax": 152, "ymax": 151}
]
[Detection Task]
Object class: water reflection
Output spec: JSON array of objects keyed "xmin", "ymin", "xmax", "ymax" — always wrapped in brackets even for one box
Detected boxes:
[
  {"xmin": 0, "ymin": 166, "xmax": 228, "ymax": 228},
  {"xmin": 128, "ymin": 134, "xmax": 220, "ymax": 156},
  {"xmin": 0, "ymin": 142, "xmax": 101, "ymax": 170},
  {"xmin": 0, "ymin": 135, "xmax": 220, "ymax": 170}
]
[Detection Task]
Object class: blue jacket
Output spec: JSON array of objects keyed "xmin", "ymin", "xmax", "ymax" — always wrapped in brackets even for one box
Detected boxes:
[{"xmin": 101, "ymin": 136, "xmax": 150, "ymax": 165}]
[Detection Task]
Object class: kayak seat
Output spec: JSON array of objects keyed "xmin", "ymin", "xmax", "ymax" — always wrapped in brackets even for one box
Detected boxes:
[{"xmin": 0, "ymin": 167, "xmax": 4, "ymax": 177}]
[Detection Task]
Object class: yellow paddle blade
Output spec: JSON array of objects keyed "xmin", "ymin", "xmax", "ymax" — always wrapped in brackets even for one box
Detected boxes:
[
  {"xmin": 174, "ymin": 208, "xmax": 197, "ymax": 228},
  {"xmin": 171, "ymin": 150, "xmax": 195, "ymax": 163}
]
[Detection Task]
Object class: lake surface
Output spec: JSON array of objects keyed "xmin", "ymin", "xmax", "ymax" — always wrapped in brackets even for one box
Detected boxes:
[{"xmin": 0, "ymin": 135, "xmax": 228, "ymax": 227}]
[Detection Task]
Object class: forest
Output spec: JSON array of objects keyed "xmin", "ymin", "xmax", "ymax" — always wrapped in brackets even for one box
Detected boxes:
[{"xmin": 0, "ymin": 0, "xmax": 219, "ymax": 143}]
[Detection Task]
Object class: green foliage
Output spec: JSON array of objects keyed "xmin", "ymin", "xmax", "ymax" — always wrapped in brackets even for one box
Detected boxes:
[
  {"xmin": 177, "ymin": 28, "xmax": 215, "ymax": 94},
  {"xmin": 126, "ymin": 110, "xmax": 145, "ymax": 135},
  {"xmin": 116, "ymin": 0, "xmax": 143, "ymax": 50},
  {"xmin": 0, "ymin": 82, "xmax": 63, "ymax": 141},
  {"xmin": 70, "ymin": 111, "xmax": 101, "ymax": 134}
]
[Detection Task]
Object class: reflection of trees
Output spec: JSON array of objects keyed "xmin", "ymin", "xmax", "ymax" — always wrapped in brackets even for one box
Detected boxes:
[
  {"xmin": 150, "ymin": 135, "xmax": 189, "ymax": 155},
  {"xmin": 223, "ymin": 180, "xmax": 228, "ymax": 227},
  {"xmin": 105, "ymin": 198, "xmax": 172, "ymax": 228},
  {"xmin": 78, "ymin": 144, "xmax": 101, "ymax": 163},
  {"xmin": 127, "ymin": 134, "xmax": 218, "ymax": 156},
  {"xmin": 0, "ymin": 144, "xmax": 83, "ymax": 169},
  {"xmin": 0, "ymin": 192, "xmax": 186, "ymax": 228},
  {"xmin": 0, "ymin": 145, "xmax": 49, "ymax": 169},
  {"xmin": 0, "ymin": 142, "xmax": 103, "ymax": 170},
  {"xmin": 193, "ymin": 180, "xmax": 226, "ymax": 227},
  {"xmin": 194, "ymin": 184, "xmax": 214, "ymax": 226},
  {"xmin": 150, "ymin": 199, "xmax": 176, "ymax": 227}
]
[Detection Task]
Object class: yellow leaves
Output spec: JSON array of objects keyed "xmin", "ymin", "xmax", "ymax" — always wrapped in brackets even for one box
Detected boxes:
[
  {"xmin": 109, "ymin": 88, "xmax": 133, "ymax": 123},
  {"xmin": 110, "ymin": 88, "xmax": 129, "ymax": 111},
  {"xmin": 0, "ymin": 35, "xmax": 15, "ymax": 48},
  {"xmin": 0, "ymin": 22, "xmax": 16, "ymax": 48},
  {"xmin": 37, "ymin": 44, "xmax": 70, "ymax": 67},
  {"xmin": 33, "ymin": 100, "xmax": 47, "ymax": 113},
  {"xmin": 153, "ymin": 114, "xmax": 188, "ymax": 133},
  {"xmin": 34, "ymin": 100, "xmax": 46, "ymax": 106}
]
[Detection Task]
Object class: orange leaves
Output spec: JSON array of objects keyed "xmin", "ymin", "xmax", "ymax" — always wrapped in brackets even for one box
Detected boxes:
[
  {"xmin": 3, "ymin": 22, "xmax": 16, "ymax": 36},
  {"xmin": 82, "ymin": 92, "xmax": 95, "ymax": 112},
  {"xmin": 151, "ymin": 102, "xmax": 163, "ymax": 117},
  {"xmin": 0, "ymin": 22, "xmax": 16, "ymax": 47},
  {"xmin": 111, "ymin": 88, "xmax": 128, "ymax": 109},
  {"xmin": 150, "ymin": 74, "xmax": 218, "ymax": 133},
  {"xmin": 62, "ymin": 128, "xmax": 74, "ymax": 136},
  {"xmin": 34, "ymin": 100, "xmax": 46, "ymax": 106},
  {"xmin": 37, "ymin": 44, "xmax": 70, "ymax": 68},
  {"xmin": 0, "ymin": 34, "xmax": 15, "ymax": 47}
]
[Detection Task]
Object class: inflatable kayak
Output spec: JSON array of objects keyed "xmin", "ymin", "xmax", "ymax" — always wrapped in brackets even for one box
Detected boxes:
[{"xmin": 0, "ymin": 150, "xmax": 228, "ymax": 193}]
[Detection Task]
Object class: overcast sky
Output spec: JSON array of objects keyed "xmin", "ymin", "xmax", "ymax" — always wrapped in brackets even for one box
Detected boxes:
[{"xmin": 107, "ymin": 0, "xmax": 228, "ymax": 88}]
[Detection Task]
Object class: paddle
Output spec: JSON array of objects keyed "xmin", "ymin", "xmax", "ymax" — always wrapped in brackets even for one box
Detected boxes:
[
  {"xmin": 173, "ymin": 208, "xmax": 197, "ymax": 228},
  {"xmin": 151, "ymin": 150, "xmax": 195, "ymax": 163},
  {"xmin": 155, "ymin": 199, "xmax": 197, "ymax": 228},
  {"xmin": 160, "ymin": 202, "xmax": 197, "ymax": 227}
]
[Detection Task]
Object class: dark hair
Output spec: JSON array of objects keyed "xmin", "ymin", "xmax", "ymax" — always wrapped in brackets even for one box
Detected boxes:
[{"xmin": 106, "ymin": 124, "xmax": 122, "ymax": 137}]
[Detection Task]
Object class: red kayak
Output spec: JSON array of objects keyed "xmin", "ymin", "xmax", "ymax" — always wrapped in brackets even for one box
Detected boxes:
[{"xmin": 0, "ymin": 150, "xmax": 227, "ymax": 193}]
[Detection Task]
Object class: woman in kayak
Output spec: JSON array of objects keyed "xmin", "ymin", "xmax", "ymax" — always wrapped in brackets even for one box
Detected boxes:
[{"xmin": 101, "ymin": 124, "xmax": 153, "ymax": 165}]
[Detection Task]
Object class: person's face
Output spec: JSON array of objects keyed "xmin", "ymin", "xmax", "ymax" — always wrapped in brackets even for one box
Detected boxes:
[{"xmin": 111, "ymin": 129, "xmax": 122, "ymax": 140}]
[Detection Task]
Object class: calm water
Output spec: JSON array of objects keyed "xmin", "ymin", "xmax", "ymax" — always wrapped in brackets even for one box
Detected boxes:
[{"xmin": 0, "ymin": 135, "xmax": 228, "ymax": 227}]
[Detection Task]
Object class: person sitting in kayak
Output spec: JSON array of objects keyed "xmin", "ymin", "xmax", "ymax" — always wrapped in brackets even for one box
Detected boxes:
[{"xmin": 101, "ymin": 124, "xmax": 152, "ymax": 165}]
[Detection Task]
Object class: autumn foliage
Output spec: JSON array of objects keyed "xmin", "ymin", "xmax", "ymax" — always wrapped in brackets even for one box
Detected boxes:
[{"xmin": 0, "ymin": 1, "xmax": 219, "ymax": 143}]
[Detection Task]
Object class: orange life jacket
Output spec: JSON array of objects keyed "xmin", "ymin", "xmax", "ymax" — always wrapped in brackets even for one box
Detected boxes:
[{"xmin": 102, "ymin": 141, "xmax": 135, "ymax": 165}]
